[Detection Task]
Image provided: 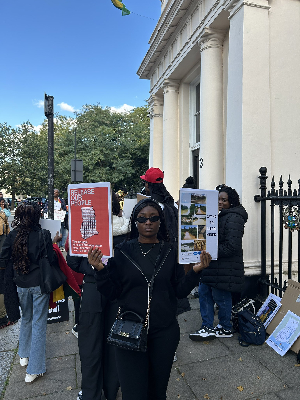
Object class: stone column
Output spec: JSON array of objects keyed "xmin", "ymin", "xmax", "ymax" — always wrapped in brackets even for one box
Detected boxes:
[
  {"xmin": 148, "ymin": 94, "xmax": 164, "ymax": 170},
  {"xmin": 226, "ymin": 0, "xmax": 271, "ymax": 271},
  {"xmin": 198, "ymin": 28, "xmax": 225, "ymax": 190},
  {"xmin": 163, "ymin": 79, "xmax": 180, "ymax": 199}
]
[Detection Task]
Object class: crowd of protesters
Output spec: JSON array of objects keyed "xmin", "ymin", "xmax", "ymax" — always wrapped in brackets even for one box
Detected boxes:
[{"xmin": 0, "ymin": 169, "xmax": 247, "ymax": 400}]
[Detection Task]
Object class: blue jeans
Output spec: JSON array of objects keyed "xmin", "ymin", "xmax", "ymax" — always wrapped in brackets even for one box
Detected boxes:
[
  {"xmin": 198, "ymin": 283, "xmax": 232, "ymax": 331},
  {"xmin": 17, "ymin": 286, "xmax": 50, "ymax": 374},
  {"xmin": 60, "ymin": 222, "xmax": 68, "ymax": 248}
]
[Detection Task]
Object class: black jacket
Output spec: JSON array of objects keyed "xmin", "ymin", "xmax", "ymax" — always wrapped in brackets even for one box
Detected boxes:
[
  {"xmin": 200, "ymin": 205, "xmax": 248, "ymax": 293},
  {"xmin": 66, "ymin": 254, "xmax": 104, "ymax": 313},
  {"xmin": 94, "ymin": 239, "xmax": 200, "ymax": 331},
  {"xmin": 0, "ymin": 226, "xmax": 56, "ymax": 321}
]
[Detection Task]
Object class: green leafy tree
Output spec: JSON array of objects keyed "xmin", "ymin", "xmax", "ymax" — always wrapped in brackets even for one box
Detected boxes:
[{"xmin": 0, "ymin": 104, "xmax": 150, "ymax": 201}]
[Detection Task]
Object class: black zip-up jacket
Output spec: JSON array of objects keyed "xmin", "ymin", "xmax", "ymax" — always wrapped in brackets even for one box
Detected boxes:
[
  {"xmin": 66, "ymin": 254, "xmax": 104, "ymax": 313},
  {"xmin": 200, "ymin": 205, "xmax": 248, "ymax": 293},
  {"xmin": 94, "ymin": 239, "xmax": 201, "ymax": 331}
]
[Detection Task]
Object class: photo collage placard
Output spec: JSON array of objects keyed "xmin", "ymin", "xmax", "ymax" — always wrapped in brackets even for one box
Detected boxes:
[{"xmin": 178, "ymin": 189, "xmax": 218, "ymax": 264}]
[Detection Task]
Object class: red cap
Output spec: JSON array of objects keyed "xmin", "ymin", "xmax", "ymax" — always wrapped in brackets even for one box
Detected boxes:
[{"xmin": 140, "ymin": 168, "xmax": 164, "ymax": 183}]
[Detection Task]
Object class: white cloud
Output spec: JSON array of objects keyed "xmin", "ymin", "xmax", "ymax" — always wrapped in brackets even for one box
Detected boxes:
[
  {"xmin": 57, "ymin": 102, "xmax": 78, "ymax": 113},
  {"xmin": 33, "ymin": 99, "xmax": 44, "ymax": 108},
  {"xmin": 16, "ymin": 124, "xmax": 42, "ymax": 133},
  {"xmin": 110, "ymin": 104, "xmax": 135, "ymax": 114},
  {"xmin": 33, "ymin": 124, "xmax": 42, "ymax": 132}
]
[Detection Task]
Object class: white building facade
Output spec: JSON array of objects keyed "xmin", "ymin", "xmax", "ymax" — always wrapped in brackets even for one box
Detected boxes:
[{"xmin": 138, "ymin": 0, "xmax": 300, "ymax": 275}]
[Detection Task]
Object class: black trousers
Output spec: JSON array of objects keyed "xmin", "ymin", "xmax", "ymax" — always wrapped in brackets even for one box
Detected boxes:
[
  {"xmin": 115, "ymin": 319, "xmax": 180, "ymax": 400},
  {"xmin": 78, "ymin": 284, "xmax": 119, "ymax": 400}
]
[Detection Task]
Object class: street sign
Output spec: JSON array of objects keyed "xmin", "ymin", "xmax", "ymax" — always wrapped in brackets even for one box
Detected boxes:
[{"xmin": 71, "ymin": 159, "xmax": 83, "ymax": 182}]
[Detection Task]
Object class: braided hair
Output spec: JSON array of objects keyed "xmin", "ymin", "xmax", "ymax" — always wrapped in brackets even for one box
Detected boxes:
[
  {"xmin": 129, "ymin": 198, "xmax": 169, "ymax": 242},
  {"xmin": 216, "ymin": 184, "xmax": 241, "ymax": 208},
  {"xmin": 12, "ymin": 201, "xmax": 41, "ymax": 275}
]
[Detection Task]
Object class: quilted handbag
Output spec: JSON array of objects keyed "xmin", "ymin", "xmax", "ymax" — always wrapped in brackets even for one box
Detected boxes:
[{"xmin": 107, "ymin": 310, "xmax": 148, "ymax": 352}]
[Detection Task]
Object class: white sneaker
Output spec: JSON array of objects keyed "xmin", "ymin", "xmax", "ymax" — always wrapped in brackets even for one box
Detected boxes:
[
  {"xmin": 25, "ymin": 373, "xmax": 43, "ymax": 383},
  {"xmin": 72, "ymin": 324, "xmax": 78, "ymax": 338},
  {"xmin": 189, "ymin": 326, "xmax": 216, "ymax": 341},
  {"xmin": 20, "ymin": 357, "xmax": 29, "ymax": 367}
]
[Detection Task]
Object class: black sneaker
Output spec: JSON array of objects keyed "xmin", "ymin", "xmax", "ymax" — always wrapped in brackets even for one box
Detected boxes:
[
  {"xmin": 189, "ymin": 326, "xmax": 216, "ymax": 341},
  {"xmin": 72, "ymin": 324, "xmax": 78, "ymax": 338},
  {"xmin": 77, "ymin": 390, "xmax": 83, "ymax": 400},
  {"xmin": 214, "ymin": 327, "xmax": 233, "ymax": 338}
]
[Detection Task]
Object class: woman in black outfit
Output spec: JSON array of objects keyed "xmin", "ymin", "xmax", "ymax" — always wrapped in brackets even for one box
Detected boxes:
[
  {"xmin": 88, "ymin": 198, "xmax": 211, "ymax": 400},
  {"xmin": 0, "ymin": 202, "xmax": 60, "ymax": 383}
]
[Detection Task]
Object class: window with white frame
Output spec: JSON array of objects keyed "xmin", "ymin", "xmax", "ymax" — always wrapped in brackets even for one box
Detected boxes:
[
  {"xmin": 190, "ymin": 80, "xmax": 201, "ymax": 188},
  {"xmin": 190, "ymin": 80, "xmax": 200, "ymax": 147}
]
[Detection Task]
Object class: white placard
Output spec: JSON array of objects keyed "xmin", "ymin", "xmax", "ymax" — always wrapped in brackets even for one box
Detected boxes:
[{"xmin": 266, "ymin": 310, "xmax": 300, "ymax": 356}]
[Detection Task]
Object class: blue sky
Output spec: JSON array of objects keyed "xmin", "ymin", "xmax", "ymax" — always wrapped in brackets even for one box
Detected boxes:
[{"xmin": 0, "ymin": 0, "xmax": 161, "ymax": 129}]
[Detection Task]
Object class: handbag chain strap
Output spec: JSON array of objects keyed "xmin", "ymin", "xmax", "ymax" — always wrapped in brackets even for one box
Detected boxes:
[{"xmin": 117, "ymin": 241, "xmax": 165, "ymax": 329}]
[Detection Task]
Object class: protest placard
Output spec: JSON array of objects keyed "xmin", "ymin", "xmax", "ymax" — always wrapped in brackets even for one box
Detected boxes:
[
  {"xmin": 68, "ymin": 182, "xmax": 112, "ymax": 257},
  {"xmin": 256, "ymin": 293, "xmax": 281, "ymax": 328},
  {"xmin": 178, "ymin": 189, "xmax": 218, "ymax": 263},
  {"xmin": 266, "ymin": 310, "xmax": 300, "ymax": 356}
]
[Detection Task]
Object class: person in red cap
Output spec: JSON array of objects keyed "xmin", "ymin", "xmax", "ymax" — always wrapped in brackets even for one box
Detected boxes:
[
  {"xmin": 140, "ymin": 167, "xmax": 164, "ymax": 184},
  {"xmin": 140, "ymin": 167, "xmax": 178, "ymax": 246}
]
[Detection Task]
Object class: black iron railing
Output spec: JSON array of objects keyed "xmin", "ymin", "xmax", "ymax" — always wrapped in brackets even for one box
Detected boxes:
[{"xmin": 254, "ymin": 167, "xmax": 300, "ymax": 298}]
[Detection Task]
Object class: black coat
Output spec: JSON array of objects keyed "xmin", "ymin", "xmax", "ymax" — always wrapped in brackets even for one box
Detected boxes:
[
  {"xmin": 200, "ymin": 205, "xmax": 248, "ymax": 293},
  {"xmin": 0, "ymin": 226, "xmax": 56, "ymax": 321},
  {"xmin": 94, "ymin": 239, "xmax": 200, "ymax": 331}
]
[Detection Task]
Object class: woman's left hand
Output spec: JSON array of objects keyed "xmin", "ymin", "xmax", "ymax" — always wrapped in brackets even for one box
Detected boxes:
[{"xmin": 193, "ymin": 251, "xmax": 212, "ymax": 273}]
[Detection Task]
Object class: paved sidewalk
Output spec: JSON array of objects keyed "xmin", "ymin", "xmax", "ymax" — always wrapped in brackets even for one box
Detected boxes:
[{"xmin": 1, "ymin": 297, "xmax": 300, "ymax": 400}]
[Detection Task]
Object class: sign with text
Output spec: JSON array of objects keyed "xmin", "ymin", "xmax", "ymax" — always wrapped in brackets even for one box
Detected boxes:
[
  {"xmin": 178, "ymin": 189, "xmax": 218, "ymax": 264},
  {"xmin": 68, "ymin": 182, "xmax": 112, "ymax": 257},
  {"xmin": 47, "ymin": 298, "xmax": 69, "ymax": 324}
]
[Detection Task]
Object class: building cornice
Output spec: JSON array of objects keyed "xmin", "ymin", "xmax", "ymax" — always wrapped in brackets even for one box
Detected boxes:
[
  {"xmin": 138, "ymin": 0, "xmax": 193, "ymax": 79},
  {"xmin": 137, "ymin": 0, "xmax": 225, "ymax": 80},
  {"xmin": 224, "ymin": 0, "xmax": 270, "ymax": 19}
]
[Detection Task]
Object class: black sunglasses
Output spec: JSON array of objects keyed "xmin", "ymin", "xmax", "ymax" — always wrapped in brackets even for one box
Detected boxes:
[{"xmin": 136, "ymin": 215, "xmax": 160, "ymax": 223}]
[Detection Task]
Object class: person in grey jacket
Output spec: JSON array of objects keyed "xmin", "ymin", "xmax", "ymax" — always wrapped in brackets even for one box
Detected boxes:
[{"xmin": 190, "ymin": 185, "xmax": 248, "ymax": 341}]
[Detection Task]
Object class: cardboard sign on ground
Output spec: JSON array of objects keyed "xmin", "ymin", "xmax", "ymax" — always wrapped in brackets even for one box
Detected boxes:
[{"xmin": 266, "ymin": 279, "xmax": 300, "ymax": 353}]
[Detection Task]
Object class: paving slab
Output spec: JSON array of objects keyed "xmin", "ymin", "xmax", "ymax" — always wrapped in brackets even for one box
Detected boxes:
[
  {"xmin": 166, "ymin": 366, "xmax": 197, "ymax": 400},
  {"xmin": 4, "ymin": 354, "xmax": 77, "ymax": 400},
  {"xmin": 176, "ymin": 332, "xmax": 230, "ymax": 366},
  {"xmin": 0, "ymin": 350, "xmax": 16, "ymax": 397},
  {"xmin": 46, "ymin": 329, "xmax": 79, "ymax": 359},
  {"xmin": 276, "ymin": 387, "xmax": 300, "ymax": 400},
  {"xmin": 0, "ymin": 321, "xmax": 20, "ymax": 352},
  {"xmin": 181, "ymin": 352, "xmax": 286, "ymax": 400}
]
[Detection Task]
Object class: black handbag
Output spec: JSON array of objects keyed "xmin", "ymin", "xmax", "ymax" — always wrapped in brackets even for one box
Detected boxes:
[
  {"xmin": 39, "ymin": 230, "xmax": 67, "ymax": 294},
  {"xmin": 107, "ymin": 310, "xmax": 148, "ymax": 352}
]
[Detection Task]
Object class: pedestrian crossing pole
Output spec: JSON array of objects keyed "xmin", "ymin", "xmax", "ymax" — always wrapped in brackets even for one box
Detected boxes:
[{"xmin": 44, "ymin": 93, "xmax": 54, "ymax": 219}]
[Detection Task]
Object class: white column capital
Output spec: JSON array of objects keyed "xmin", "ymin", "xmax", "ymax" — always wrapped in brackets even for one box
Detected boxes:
[
  {"xmin": 148, "ymin": 94, "xmax": 164, "ymax": 119},
  {"xmin": 198, "ymin": 28, "xmax": 226, "ymax": 53},
  {"xmin": 163, "ymin": 79, "xmax": 180, "ymax": 95},
  {"xmin": 224, "ymin": 0, "xmax": 271, "ymax": 19}
]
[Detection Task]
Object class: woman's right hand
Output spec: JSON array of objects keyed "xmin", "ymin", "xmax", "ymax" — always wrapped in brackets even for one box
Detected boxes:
[{"xmin": 88, "ymin": 247, "xmax": 105, "ymax": 271}]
